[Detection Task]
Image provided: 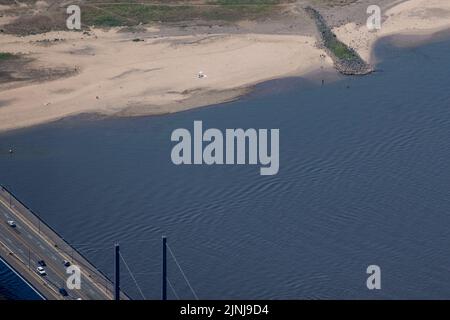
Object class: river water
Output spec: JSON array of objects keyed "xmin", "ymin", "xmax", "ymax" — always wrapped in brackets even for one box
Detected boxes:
[
  {"xmin": 0, "ymin": 258, "xmax": 42, "ymax": 300},
  {"xmin": 0, "ymin": 34, "xmax": 449, "ymax": 299}
]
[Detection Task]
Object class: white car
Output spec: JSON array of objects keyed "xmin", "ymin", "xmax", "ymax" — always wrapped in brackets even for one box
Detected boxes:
[
  {"xmin": 7, "ymin": 220, "xmax": 16, "ymax": 228},
  {"xmin": 37, "ymin": 266, "xmax": 46, "ymax": 276}
]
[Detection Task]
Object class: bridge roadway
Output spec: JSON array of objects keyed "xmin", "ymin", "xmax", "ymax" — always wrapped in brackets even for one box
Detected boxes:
[{"xmin": 0, "ymin": 187, "xmax": 122, "ymax": 300}]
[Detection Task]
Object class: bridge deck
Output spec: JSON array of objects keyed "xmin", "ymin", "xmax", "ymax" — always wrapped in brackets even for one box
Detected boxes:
[{"xmin": 0, "ymin": 185, "xmax": 126, "ymax": 300}]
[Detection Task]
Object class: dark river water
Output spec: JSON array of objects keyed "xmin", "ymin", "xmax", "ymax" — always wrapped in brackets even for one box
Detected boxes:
[
  {"xmin": 0, "ymin": 34, "xmax": 450, "ymax": 299},
  {"xmin": 0, "ymin": 258, "xmax": 43, "ymax": 300}
]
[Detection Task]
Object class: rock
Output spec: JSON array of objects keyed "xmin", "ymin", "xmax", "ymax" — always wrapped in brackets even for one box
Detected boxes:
[{"xmin": 305, "ymin": 6, "xmax": 372, "ymax": 76}]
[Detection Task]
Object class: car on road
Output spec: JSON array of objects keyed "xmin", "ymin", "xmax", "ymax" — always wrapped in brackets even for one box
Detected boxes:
[
  {"xmin": 37, "ymin": 260, "xmax": 46, "ymax": 267},
  {"xmin": 7, "ymin": 220, "xmax": 16, "ymax": 228},
  {"xmin": 36, "ymin": 266, "xmax": 46, "ymax": 276},
  {"xmin": 59, "ymin": 288, "xmax": 68, "ymax": 297},
  {"xmin": 63, "ymin": 260, "xmax": 71, "ymax": 267}
]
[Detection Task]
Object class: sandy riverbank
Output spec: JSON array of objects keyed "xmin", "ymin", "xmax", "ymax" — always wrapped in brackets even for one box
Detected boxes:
[
  {"xmin": 0, "ymin": 0, "xmax": 449, "ymax": 132},
  {"xmin": 333, "ymin": 0, "xmax": 450, "ymax": 64},
  {"xmin": 0, "ymin": 29, "xmax": 333, "ymax": 132}
]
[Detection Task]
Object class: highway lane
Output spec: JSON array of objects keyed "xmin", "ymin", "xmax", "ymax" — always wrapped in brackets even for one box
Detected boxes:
[{"xmin": 0, "ymin": 197, "xmax": 112, "ymax": 300}]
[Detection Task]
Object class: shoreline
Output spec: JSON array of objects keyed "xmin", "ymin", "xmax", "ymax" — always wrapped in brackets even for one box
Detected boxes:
[
  {"xmin": 0, "ymin": 71, "xmax": 330, "ymax": 136},
  {"xmin": 332, "ymin": 0, "xmax": 450, "ymax": 65},
  {"xmin": 0, "ymin": 30, "xmax": 335, "ymax": 133},
  {"xmin": 0, "ymin": 0, "xmax": 450, "ymax": 133}
]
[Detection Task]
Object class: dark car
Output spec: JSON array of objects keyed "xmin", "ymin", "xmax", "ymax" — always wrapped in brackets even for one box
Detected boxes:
[
  {"xmin": 37, "ymin": 260, "xmax": 46, "ymax": 267},
  {"xmin": 59, "ymin": 288, "xmax": 68, "ymax": 297},
  {"xmin": 63, "ymin": 260, "xmax": 71, "ymax": 267}
]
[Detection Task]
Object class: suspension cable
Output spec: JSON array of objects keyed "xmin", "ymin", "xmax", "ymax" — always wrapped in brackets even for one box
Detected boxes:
[
  {"xmin": 119, "ymin": 252, "xmax": 146, "ymax": 300},
  {"xmin": 167, "ymin": 277, "xmax": 180, "ymax": 300},
  {"xmin": 167, "ymin": 244, "xmax": 199, "ymax": 300}
]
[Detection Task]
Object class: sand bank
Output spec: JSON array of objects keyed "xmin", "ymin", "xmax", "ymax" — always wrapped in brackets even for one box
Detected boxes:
[
  {"xmin": 333, "ymin": 0, "xmax": 450, "ymax": 64},
  {"xmin": 1, "ymin": 0, "xmax": 450, "ymax": 132},
  {"xmin": 0, "ymin": 29, "xmax": 332, "ymax": 132}
]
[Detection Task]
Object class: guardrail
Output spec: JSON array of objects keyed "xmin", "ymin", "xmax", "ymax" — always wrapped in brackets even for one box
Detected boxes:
[{"xmin": 0, "ymin": 184, "xmax": 129, "ymax": 300}]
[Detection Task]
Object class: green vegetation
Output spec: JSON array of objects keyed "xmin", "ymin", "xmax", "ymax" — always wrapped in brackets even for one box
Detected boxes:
[
  {"xmin": 81, "ymin": 1, "xmax": 287, "ymax": 27},
  {"xmin": 215, "ymin": 0, "xmax": 281, "ymax": 4},
  {"xmin": 305, "ymin": 6, "xmax": 371, "ymax": 74},
  {"xmin": 0, "ymin": 52, "xmax": 16, "ymax": 61},
  {"xmin": 90, "ymin": 15, "xmax": 123, "ymax": 27},
  {"xmin": 309, "ymin": 0, "xmax": 358, "ymax": 6},
  {"xmin": 83, "ymin": 5, "xmax": 195, "ymax": 26},
  {"xmin": 328, "ymin": 39, "xmax": 357, "ymax": 60}
]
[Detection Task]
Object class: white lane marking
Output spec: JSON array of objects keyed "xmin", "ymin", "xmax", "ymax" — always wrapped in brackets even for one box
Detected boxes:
[{"xmin": 1, "ymin": 201, "xmax": 108, "ymax": 299}]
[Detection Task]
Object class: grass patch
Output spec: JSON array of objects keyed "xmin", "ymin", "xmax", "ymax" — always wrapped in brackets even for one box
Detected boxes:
[
  {"xmin": 328, "ymin": 39, "xmax": 357, "ymax": 60},
  {"xmin": 83, "ymin": 4, "xmax": 196, "ymax": 25},
  {"xmin": 309, "ymin": 0, "xmax": 358, "ymax": 6},
  {"xmin": 215, "ymin": 0, "xmax": 281, "ymax": 4},
  {"xmin": 0, "ymin": 52, "xmax": 16, "ymax": 61},
  {"xmin": 91, "ymin": 15, "xmax": 124, "ymax": 27},
  {"xmin": 82, "ymin": 1, "xmax": 283, "ymax": 26}
]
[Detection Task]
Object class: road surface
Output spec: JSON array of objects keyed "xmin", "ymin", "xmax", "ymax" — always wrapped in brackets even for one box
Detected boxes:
[{"xmin": 0, "ymin": 192, "xmax": 115, "ymax": 300}]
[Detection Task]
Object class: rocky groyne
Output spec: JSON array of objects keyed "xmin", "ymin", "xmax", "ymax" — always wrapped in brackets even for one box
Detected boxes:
[{"xmin": 305, "ymin": 6, "xmax": 373, "ymax": 75}]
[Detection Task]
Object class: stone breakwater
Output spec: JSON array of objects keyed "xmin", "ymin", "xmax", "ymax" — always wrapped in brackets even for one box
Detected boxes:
[{"xmin": 305, "ymin": 6, "xmax": 373, "ymax": 76}]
